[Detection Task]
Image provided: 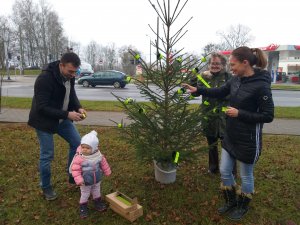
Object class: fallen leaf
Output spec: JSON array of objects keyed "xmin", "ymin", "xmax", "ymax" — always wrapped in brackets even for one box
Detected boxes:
[
  {"xmin": 152, "ymin": 211, "xmax": 160, "ymax": 217},
  {"xmin": 34, "ymin": 215, "xmax": 39, "ymax": 220},
  {"xmin": 211, "ymin": 214, "xmax": 221, "ymax": 222},
  {"xmin": 211, "ymin": 199, "xmax": 216, "ymax": 206},
  {"xmin": 286, "ymin": 220, "xmax": 297, "ymax": 225},
  {"xmin": 200, "ymin": 201, "xmax": 208, "ymax": 206},
  {"xmin": 145, "ymin": 213, "xmax": 153, "ymax": 221}
]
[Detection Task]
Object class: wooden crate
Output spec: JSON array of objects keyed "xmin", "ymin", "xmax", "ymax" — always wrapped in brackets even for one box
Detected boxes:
[{"xmin": 105, "ymin": 191, "xmax": 143, "ymax": 222}]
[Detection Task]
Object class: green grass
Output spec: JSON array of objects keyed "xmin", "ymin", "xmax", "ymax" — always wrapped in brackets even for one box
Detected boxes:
[
  {"xmin": 1, "ymin": 69, "xmax": 41, "ymax": 76},
  {"xmin": 1, "ymin": 97, "xmax": 33, "ymax": 109},
  {"xmin": 0, "ymin": 97, "xmax": 124, "ymax": 111},
  {"xmin": 275, "ymin": 106, "xmax": 300, "ymax": 119},
  {"xmin": 79, "ymin": 100, "xmax": 124, "ymax": 111},
  {"xmin": 0, "ymin": 124, "xmax": 299, "ymax": 224},
  {"xmin": 271, "ymin": 84, "xmax": 300, "ymax": 91},
  {"xmin": 1, "ymin": 96, "xmax": 300, "ymax": 119},
  {"xmin": 23, "ymin": 70, "xmax": 41, "ymax": 75}
]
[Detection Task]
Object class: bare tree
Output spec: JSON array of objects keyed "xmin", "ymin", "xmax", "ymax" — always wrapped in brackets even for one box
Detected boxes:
[
  {"xmin": 0, "ymin": 17, "xmax": 9, "ymax": 69},
  {"xmin": 11, "ymin": 0, "xmax": 67, "ymax": 67},
  {"xmin": 38, "ymin": 0, "xmax": 51, "ymax": 66},
  {"xmin": 0, "ymin": 16, "xmax": 13, "ymax": 70},
  {"xmin": 69, "ymin": 40, "xmax": 82, "ymax": 56},
  {"xmin": 84, "ymin": 41, "xmax": 101, "ymax": 69},
  {"xmin": 202, "ymin": 42, "xmax": 225, "ymax": 55},
  {"xmin": 11, "ymin": 11, "xmax": 25, "ymax": 71},
  {"xmin": 119, "ymin": 45, "xmax": 141, "ymax": 75},
  {"xmin": 217, "ymin": 24, "xmax": 254, "ymax": 50},
  {"xmin": 103, "ymin": 43, "xmax": 117, "ymax": 70},
  {"xmin": 46, "ymin": 11, "xmax": 67, "ymax": 61}
]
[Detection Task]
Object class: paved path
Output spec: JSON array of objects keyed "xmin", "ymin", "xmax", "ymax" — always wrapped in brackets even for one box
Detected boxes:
[{"xmin": 0, "ymin": 108, "xmax": 299, "ymax": 135}]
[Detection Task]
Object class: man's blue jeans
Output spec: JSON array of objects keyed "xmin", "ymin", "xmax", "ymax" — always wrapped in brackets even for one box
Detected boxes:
[
  {"xmin": 220, "ymin": 148, "xmax": 255, "ymax": 193},
  {"xmin": 36, "ymin": 119, "xmax": 81, "ymax": 189}
]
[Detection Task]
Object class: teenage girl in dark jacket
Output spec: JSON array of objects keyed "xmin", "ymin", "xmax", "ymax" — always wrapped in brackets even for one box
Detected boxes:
[{"xmin": 183, "ymin": 46, "xmax": 274, "ymax": 221}]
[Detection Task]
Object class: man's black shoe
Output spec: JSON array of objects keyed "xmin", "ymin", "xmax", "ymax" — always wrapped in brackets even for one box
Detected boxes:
[{"xmin": 42, "ymin": 187, "xmax": 57, "ymax": 201}]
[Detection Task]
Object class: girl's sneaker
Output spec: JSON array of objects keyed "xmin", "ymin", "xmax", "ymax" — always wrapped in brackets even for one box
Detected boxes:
[
  {"xmin": 93, "ymin": 197, "xmax": 107, "ymax": 212},
  {"xmin": 80, "ymin": 203, "xmax": 88, "ymax": 218}
]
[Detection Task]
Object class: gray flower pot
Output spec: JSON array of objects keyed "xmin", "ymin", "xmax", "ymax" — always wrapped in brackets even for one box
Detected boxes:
[{"xmin": 153, "ymin": 160, "xmax": 177, "ymax": 184}]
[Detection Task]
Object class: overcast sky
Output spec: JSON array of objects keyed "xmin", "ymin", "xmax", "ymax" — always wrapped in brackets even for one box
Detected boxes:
[{"xmin": 1, "ymin": 0, "xmax": 299, "ymax": 59}]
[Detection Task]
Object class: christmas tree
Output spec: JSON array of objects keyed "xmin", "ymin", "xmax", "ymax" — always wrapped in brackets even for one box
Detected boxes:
[{"xmin": 114, "ymin": 0, "xmax": 207, "ymax": 170}]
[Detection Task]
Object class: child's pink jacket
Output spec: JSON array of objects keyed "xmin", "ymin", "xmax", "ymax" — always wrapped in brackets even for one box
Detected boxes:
[{"xmin": 70, "ymin": 146, "xmax": 111, "ymax": 185}]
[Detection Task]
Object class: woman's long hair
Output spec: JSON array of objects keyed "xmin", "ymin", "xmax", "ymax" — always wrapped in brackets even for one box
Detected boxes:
[{"xmin": 231, "ymin": 46, "xmax": 267, "ymax": 69}]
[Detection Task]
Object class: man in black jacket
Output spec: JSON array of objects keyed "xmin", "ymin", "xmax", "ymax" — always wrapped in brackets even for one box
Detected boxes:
[{"xmin": 28, "ymin": 52, "xmax": 86, "ymax": 200}]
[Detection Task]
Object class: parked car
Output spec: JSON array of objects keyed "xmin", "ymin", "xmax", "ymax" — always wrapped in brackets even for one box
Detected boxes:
[
  {"xmin": 76, "ymin": 72, "xmax": 93, "ymax": 79},
  {"xmin": 25, "ymin": 65, "xmax": 41, "ymax": 70},
  {"xmin": 77, "ymin": 70, "xmax": 127, "ymax": 88}
]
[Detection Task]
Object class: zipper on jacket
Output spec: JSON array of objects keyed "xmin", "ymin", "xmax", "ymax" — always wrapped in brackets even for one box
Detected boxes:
[
  {"xmin": 93, "ymin": 164, "xmax": 96, "ymax": 184},
  {"xmin": 233, "ymin": 79, "xmax": 241, "ymax": 102}
]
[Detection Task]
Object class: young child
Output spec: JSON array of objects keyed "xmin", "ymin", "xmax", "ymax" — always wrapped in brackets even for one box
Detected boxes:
[{"xmin": 70, "ymin": 130, "xmax": 111, "ymax": 218}]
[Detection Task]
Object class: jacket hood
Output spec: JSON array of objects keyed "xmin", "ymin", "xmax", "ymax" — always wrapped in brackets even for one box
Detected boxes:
[
  {"xmin": 42, "ymin": 60, "xmax": 75, "ymax": 84},
  {"xmin": 42, "ymin": 60, "xmax": 60, "ymax": 74},
  {"xmin": 42, "ymin": 60, "xmax": 63, "ymax": 84}
]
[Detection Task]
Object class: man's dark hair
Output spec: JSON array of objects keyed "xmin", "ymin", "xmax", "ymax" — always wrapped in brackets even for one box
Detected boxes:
[{"xmin": 60, "ymin": 52, "xmax": 81, "ymax": 67}]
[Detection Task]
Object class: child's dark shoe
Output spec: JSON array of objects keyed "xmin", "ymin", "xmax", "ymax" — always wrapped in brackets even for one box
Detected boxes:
[
  {"xmin": 93, "ymin": 197, "xmax": 107, "ymax": 212},
  {"xmin": 80, "ymin": 203, "xmax": 88, "ymax": 218}
]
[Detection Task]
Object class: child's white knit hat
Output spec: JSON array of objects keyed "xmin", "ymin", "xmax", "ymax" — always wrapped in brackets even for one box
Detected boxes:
[{"xmin": 81, "ymin": 130, "xmax": 99, "ymax": 153}]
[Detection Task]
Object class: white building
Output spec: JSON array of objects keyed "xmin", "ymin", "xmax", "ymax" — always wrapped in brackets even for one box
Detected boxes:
[
  {"xmin": 264, "ymin": 44, "xmax": 300, "ymax": 83},
  {"xmin": 221, "ymin": 44, "xmax": 300, "ymax": 83},
  {"xmin": 273, "ymin": 45, "xmax": 300, "ymax": 74}
]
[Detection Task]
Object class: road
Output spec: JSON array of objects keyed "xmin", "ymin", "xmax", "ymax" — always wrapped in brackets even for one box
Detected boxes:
[{"xmin": 1, "ymin": 76, "xmax": 300, "ymax": 106}]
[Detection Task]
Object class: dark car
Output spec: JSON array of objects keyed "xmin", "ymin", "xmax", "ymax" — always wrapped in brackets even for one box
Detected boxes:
[
  {"xmin": 76, "ymin": 72, "xmax": 93, "ymax": 79},
  {"xmin": 77, "ymin": 70, "xmax": 127, "ymax": 88}
]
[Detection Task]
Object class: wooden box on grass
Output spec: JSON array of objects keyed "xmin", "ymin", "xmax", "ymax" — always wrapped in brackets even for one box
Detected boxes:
[{"xmin": 105, "ymin": 191, "xmax": 143, "ymax": 222}]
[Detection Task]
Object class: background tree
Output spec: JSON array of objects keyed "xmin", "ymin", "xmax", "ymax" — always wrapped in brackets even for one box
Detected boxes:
[
  {"xmin": 119, "ymin": 45, "xmax": 141, "ymax": 76},
  {"xmin": 202, "ymin": 42, "xmax": 224, "ymax": 55},
  {"xmin": 0, "ymin": 16, "xmax": 12, "ymax": 69},
  {"xmin": 216, "ymin": 24, "xmax": 254, "ymax": 50},
  {"xmin": 10, "ymin": 0, "xmax": 67, "ymax": 68},
  {"xmin": 103, "ymin": 43, "xmax": 117, "ymax": 70},
  {"xmin": 84, "ymin": 41, "xmax": 101, "ymax": 69},
  {"xmin": 69, "ymin": 40, "xmax": 82, "ymax": 56}
]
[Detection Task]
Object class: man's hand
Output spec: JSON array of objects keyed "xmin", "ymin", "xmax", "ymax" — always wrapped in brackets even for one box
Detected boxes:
[
  {"xmin": 78, "ymin": 108, "xmax": 86, "ymax": 115},
  {"xmin": 78, "ymin": 108, "xmax": 87, "ymax": 119},
  {"xmin": 68, "ymin": 111, "xmax": 83, "ymax": 121}
]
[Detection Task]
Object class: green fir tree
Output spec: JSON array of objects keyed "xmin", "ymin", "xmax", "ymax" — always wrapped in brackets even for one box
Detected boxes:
[{"xmin": 113, "ymin": 0, "xmax": 208, "ymax": 169}]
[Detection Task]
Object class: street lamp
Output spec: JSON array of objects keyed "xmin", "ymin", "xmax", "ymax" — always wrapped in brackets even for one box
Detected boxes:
[{"xmin": 146, "ymin": 34, "xmax": 152, "ymax": 65}]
